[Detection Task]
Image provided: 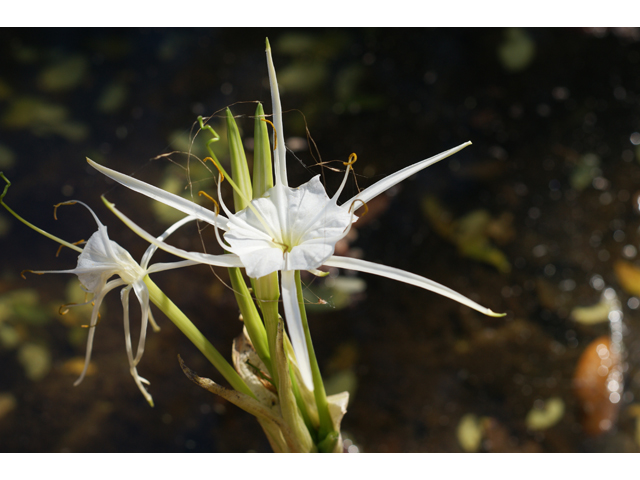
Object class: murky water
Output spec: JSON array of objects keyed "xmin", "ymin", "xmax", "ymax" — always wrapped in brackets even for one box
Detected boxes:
[{"xmin": 1, "ymin": 28, "xmax": 640, "ymax": 452}]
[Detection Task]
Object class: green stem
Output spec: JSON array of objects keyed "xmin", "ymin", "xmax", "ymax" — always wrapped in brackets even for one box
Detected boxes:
[
  {"xmin": 144, "ymin": 276, "xmax": 255, "ymax": 399},
  {"xmin": 289, "ymin": 366, "xmax": 316, "ymax": 437},
  {"xmin": 228, "ymin": 267, "xmax": 271, "ymax": 369},
  {"xmin": 294, "ymin": 271, "xmax": 334, "ymax": 441},
  {"xmin": 253, "ymin": 272, "xmax": 281, "ymax": 386},
  {"xmin": 1, "ymin": 173, "xmax": 82, "ymax": 253}
]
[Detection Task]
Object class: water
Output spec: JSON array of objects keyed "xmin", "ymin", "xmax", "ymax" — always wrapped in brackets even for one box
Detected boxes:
[{"xmin": 1, "ymin": 28, "xmax": 640, "ymax": 452}]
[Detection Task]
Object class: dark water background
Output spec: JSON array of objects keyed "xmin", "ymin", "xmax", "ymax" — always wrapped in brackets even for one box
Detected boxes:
[{"xmin": 1, "ymin": 28, "xmax": 640, "ymax": 452}]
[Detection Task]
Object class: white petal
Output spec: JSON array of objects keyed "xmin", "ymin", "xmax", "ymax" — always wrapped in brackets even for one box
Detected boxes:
[
  {"xmin": 76, "ymin": 226, "xmax": 143, "ymax": 289},
  {"xmin": 221, "ymin": 238, "xmax": 285, "ymax": 278},
  {"xmin": 323, "ymin": 256, "xmax": 504, "ymax": 317},
  {"xmin": 281, "ymin": 269, "xmax": 314, "ymax": 390},
  {"xmin": 265, "ymin": 40, "xmax": 287, "ymax": 187},
  {"xmin": 87, "ymin": 159, "xmax": 229, "ymax": 231},
  {"xmin": 342, "ymin": 142, "xmax": 472, "ymax": 208},
  {"xmin": 103, "ymin": 198, "xmax": 244, "ymax": 269},
  {"xmin": 224, "ymin": 176, "xmax": 352, "ymax": 277}
]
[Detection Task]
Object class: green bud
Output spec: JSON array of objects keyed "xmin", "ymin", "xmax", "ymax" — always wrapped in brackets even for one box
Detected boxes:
[
  {"xmin": 225, "ymin": 108, "xmax": 252, "ymax": 211},
  {"xmin": 253, "ymin": 103, "xmax": 274, "ymax": 199}
]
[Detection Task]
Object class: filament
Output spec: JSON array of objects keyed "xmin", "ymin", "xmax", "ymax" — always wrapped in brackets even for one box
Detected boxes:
[
  {"xmin": 260, "ymin": 118, "xmax": 278, "ymax": 151},
  {"xmin": 348, "ymin": 198, "xmax": 368, "ymax": 217},
  {"xmin": 56, "ymin": 239, "xmax": 85, "ymax": 257},
  {"xmin": 21, "ymin": 269, "xmax": 42, "ymax": 279},
  {"xmin": 53, "ymin": 201, "xmax": 78, "ymax": 221},
  {"xmin": 203, "ymin": 157, "xmax": 224, "ymax": 183},
  {"xmin": 343, "ymin": 152, "xmax": 357, "ymax": 167},
  {"xmin": 198, "ymin": 191, "xmax": 220, "ymax": 215}
]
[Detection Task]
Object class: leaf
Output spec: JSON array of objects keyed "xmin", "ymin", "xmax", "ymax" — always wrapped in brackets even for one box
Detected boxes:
[{"xmin": 614, "ymin": 260, "xmax": 640, "ymax": 297}]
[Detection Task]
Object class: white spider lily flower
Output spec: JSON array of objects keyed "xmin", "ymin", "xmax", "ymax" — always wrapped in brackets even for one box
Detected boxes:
[
  {"xmin": 88, "ymin": 43, "xmax": 503, "ymax": 390},
  {"xmin": 29, "ymin": 201, "xmax": 198, "ymax": 405}
]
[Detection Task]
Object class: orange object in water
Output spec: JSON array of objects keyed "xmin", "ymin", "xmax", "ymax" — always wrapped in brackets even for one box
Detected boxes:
[{"xmin": 572, "ymin": 335, "xmax": 622, "ymax": 436}]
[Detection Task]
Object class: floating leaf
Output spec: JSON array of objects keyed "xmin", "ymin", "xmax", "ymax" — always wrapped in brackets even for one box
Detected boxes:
[
  {"xmin": 0, "ymin": 143, "xmax": 16, "ymax": 169},
  {"xmin": 498, "ymin": 28, "xmax": 536, "ymax": 72},
  {"xmin": 457, "ymin": 414, "xmax": 485, "ymax": 452},
  {"xmin": 525, "ymin": 397, "xmax": 565, "ymax": 430},
  {"xmin": 0, "ymin": 77, "xmax": 12, "ymax": 100},
  {"xmin": 614, "ymin": 260, "xmax": 640, "ymax": 297},
  {"xmin": 96, "ymin": 81, "xmax": 128, "ymax": 113},
  {"xmin": 571, "ymin": 290, "xmax": 618, "ymax": 325},
  {"xmin": 0, "ymin": 324, "xmax": 21, "ymax": 349},
  {"xmin": 0, "ymin": 393, "xmax": 17, "ymax": 420},
  {"xmin": 17, "ymin": 342, "xmax": 52, "ymax": 381},
  {"xmin": 0, "ymin": 289, "xmax": 49, "ymax": 325},
  {"xmin": 422, "ymin": 195, "xmax": 512, "ymax": 273},
  {"xmin": 61, "ymin": 356, "xmax": 97, "ymax": 377},
  {"xmin": 37, "ymin": 54, "xmax": 88, "ymax": 92},
  {"xmin": 570, "ymin": 153, "xmax": 601, "ymax": 191},
  {"xmin": 1, "ymin": 97, "xmax": 88, "ymax": 142}
]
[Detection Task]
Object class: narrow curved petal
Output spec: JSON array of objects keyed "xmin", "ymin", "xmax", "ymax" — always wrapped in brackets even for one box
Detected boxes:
[
  {"xmin": 281, "ymin": 269, "xmax": 314, "ymax": 391},
  {"xmin": 74, "ymin": 278, "xmax": 126, "ymax": 387},
  {"xmin": 141, "ymin": 215, "xmax": 198, "ymax": 269},
  {"xmin": 342, "ymin": 141, "xmax": 472, "ymax": 208},
  {"xmin": 323, "ymin": 256, "xmax": 504, "ymax": 317},
  {"xmin": 121, "ymin": 284, "xmax": 154, "ymax": 406},
  {"xmin": 131, "ymin": 280, "xmax": 150, "ymax": 366},
  {"xmin": 265, "ymin": 40, "xmax": 287, "ymax": 187},
  {"xmin": 146, "ymin": 260, "xmax": 201, "ymax": 275},
  {"xmin": 103, "ymin": 197, "xmax": 245, "ymax": 269},
  {"xmin": 87, "ymin": 159, "xmax": 229, "ymax": 231}
]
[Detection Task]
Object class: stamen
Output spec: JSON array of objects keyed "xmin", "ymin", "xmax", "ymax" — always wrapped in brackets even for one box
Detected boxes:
[
  {"xmin": 348, "ymin": 198, "xmax": 368, "ymax": 217},
  {"xmin": 211, "ymin": 181, "xmax": 235, "ymax": 252},
  {"xmin": 343, "ymin": 152, "xmax": 358, "ymax": 167},
  {"xmin": 198, "ymin": 191, "xmax": 220, "ymax": 215},
  {"xmin": 260, "ymin": 118, "xmax": 278, "ymax": 151},
  {"xmin": 21, "ymin": 269, "xmax": 42, "ymax": 279},
  {"xmin": 203, "ymin": 157, "xmax": 224, "ymax": 183},
  {"xmin": 53, "ymin": 201, "xmax": 78, "ymax": 221},
  {"xmin": 56, "ymin": 239, "xmax": 85, "ymax": 257},
  {"xmin": 59, "ymin": 303, "xmax": 76, "ymax": 315},
  {"xmin": 331, "ymin": 153, "xmax": 358, "ymax": 203},
  {"xmin": 81, "ymin": 313, "xmax": 102, "ymax": 328}
]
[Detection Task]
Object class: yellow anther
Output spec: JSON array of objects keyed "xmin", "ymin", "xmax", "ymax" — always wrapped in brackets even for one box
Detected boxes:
[
  {"xmin": 344, "ymin": 152, "xmax": 358, "ymax": 167},
  {"xmin": 198, "ymin": 191, "xmax": 220, "ymax": 215},
  {"xmin": 59, "ymin": 303, "xmax": 75, "ymax": 315},
  {"xmin": 203, "ymin": 157, "xmax": 224, "ymax": 182},
  {"xmin": 349, "ymin": 198, "xmax": 368, "ymax": 216},
  {"xmin": 20, "ymin": 269, "xmax": 40, "ymax": 279},
  {"xmin": 56, "ymin": 238, "xmax": 85, "ymax": 257},
  {"xmin": 81, "ymin": 313, "xmax": 102, "ymax": 328},
  {"xmin": 260, "ymin": 118, "xmax": 278, "ymax": 151},
  {"xmin": 53, "ymin": 201, "xmax": 77, "ymax": 221}
]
